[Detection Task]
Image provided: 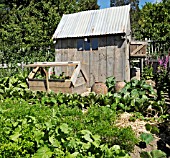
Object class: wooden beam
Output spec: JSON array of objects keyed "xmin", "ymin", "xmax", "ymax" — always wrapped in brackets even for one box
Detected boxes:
[
  {"xmin": 42, "ymin": 68, "xmax": 50, "ymax": 92},
  {"xmin": 80, "ymin": 66, "xmax": 89, "ymax": 82},
  {"xmin": 130, "ymin": 54, "xmax": 146, "ymax": 57},
  {"xmin": 28, "ymin": 66, "xmax": 39, "ymax": 79},
  {"xmin": 70, "ymin": 62, "xmax": 81, "ymax": 86},
  {"xmin": 24, "ymin": 61, "xmax": 80, "ymax": 68},
  {"xmin": 130, "ymin": 41, "xmax": 147, "ymax": 45},
  {"xmin": 130, "ymin": 44, "xmax": 145, "ymax": 56}
]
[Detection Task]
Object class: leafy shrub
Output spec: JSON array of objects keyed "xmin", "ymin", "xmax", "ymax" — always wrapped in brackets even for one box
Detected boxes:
[
  {"xmin": 109, "ymin": 79, "xmax": 168, "ymax": 116},
  {"xmin": 142, "ymin": 65, "xmax": 154, "ymax": 80},
  {"xmin": 0, "ymin": 99, "xmax": 138, "ymax": 155},
  {"xmin": 0, "ymin": 71, "xmax": 33, "ymax": 100}
]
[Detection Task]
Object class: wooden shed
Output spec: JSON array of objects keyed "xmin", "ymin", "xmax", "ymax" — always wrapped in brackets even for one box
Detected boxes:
[{"xmin": 52, "ymin": 5, "xmax": 131, "ymax": 87}]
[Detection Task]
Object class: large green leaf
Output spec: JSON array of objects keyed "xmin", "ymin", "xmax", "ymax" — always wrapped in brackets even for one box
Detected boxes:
[
  {"xmin": 150, "ymin": 150, "xmax": 166, "ymax": 158},
  {"xmin": 140, "ymin": 150, "xmax": 166, "ymax": 158},
  {"xmin": 140, "ymin": 133, "xmax": 154, "ymax": 145},
  {"xmin": 60, "ymin": 123, "xmax": 70, "ymax": 134},
  {"xmin": 83, "ymin": 134, "xmax": 93, "ymax": 142},
  {"xmin": 49, "ymin": 134, "xmax": 61, "ymax": 147},
  {"xmin": 9, "ymin": 132, "xmax": 22, "ymax": 142},
  {"xmin": 33, "ymin": 146, "xmax": 53, "ymax": 158}
]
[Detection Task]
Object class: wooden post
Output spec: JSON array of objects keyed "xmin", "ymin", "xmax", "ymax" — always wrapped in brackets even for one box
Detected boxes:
[
  {"xmin": 28, "ymin": 66, "xmax": 39, "ymax": 79},
  {"xmin": 70, "ymin": 62, "xmax": 81, "ymax": 86},
  {"xmin": 140, "ymin": 58, "xmax": 143, "ymax": 77},
  {"xmin": 43, "ymin": 68, "xmax": 50, "ymax": 92}
]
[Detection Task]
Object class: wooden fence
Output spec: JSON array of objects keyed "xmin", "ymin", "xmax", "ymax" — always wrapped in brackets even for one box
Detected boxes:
[{"xmin": 147, "ymin": 40, "xmax": 169, "ymax": 56}]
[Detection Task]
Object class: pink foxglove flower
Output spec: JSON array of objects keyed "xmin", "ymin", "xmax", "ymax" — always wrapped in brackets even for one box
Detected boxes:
[
  {"xmin": 163, "ymin": 56, "xmax": 169, "ymax": 68},
  {"xmin": 158, "ymin": 58, "xmax": 163, "ymax": 66}
]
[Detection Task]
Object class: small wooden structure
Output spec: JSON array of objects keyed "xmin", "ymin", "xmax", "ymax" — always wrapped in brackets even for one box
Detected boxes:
[
  {"xmin": 130, "ymin": 41, "xmax": 147, "ymax": 75},
  {"xmin": 25, "ymin": 61, "xmax": 88, "ymax": 94},
  {"xmin": 130, "ymin": 41, "xmax": 147, "ymax": 57},
  {"xmin": 52, "ymin": 5, "xmax": 131, "ymax": 87}
]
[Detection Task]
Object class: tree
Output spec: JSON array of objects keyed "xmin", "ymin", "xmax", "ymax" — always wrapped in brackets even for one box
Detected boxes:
[
  {"xmin": 134, "ymin": 1, "xmax": 170, "ymax": 43},
  {"xmin": 110, "ymin": 0, "xmax": 139, "ymax": 7},
  {"xmin": 110, "ymin": 0, "xmax": 140, "ymax": 38},
  {"xmin": 0, "ymin": 0, "xmax": 99, "ymax": 64},
  {"xmin": 77, "ymin": 0, "xmax": 99, "ymax": 11}
]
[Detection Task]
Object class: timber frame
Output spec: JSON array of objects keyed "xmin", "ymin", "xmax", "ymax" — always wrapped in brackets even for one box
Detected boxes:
[
  {"xmin": 130, "ymin": 41, "xmax": 147, "ymax": 77},
  {"xmin": 25, "ymin": 61, "xmax": 88, "ymax": 94},
  {"xmin": 130, "ymin": 41, "xmax": 147, "ymax": 57}
]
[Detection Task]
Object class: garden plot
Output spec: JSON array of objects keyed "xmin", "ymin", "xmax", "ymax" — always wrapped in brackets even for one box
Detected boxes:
[{"xmin": 25, "ymin": 61, "xmax": 88, "ymax": 94}]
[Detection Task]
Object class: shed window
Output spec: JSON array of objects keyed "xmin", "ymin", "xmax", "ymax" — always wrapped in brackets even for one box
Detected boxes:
[
  {"xmin": 77, "ymin": 39, "xmax": 84, "ymax": 51},
  {"xmin": 92, "ymin": 38, "xmax": 98, "ymax": 50},
  {"xmin": 84, "ymin": 39, "xmax": 90, "ymax": 51},
  {"xmin": 77, "ymin": 38, "xmax": 98, "ymax": 51}
]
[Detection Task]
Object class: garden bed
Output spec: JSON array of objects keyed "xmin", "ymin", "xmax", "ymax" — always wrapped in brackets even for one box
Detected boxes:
[{"xmin": 25, "ymin": 61, "xmax": 88, "ymax": 94}]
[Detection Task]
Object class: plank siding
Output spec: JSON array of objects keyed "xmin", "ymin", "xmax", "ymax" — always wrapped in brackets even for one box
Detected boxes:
[
  {"xmin": 98, "ymin": 36, "xmax": 106, "ymax": 83},
  {"xmin": 68, "ymin": 39, "xmax": 77, "ymax": 77},
  {"xmin": 61, "ymin": 39, "xmax": 68, "ymax": 75},
  {"xmin": 55, "ymin": 35, "xmax": 130, "ymax": 87},
  {"xmin": 114, "ymin": 36, "xmax": 124, "ymax": 81},
  {"xmin": 125, "ymin": 40, "xmax": 130, "ymax": 81},
  {"xmin": 82, "ymin": 51, "xmax": 90, "ymax": 87},
  {"xmin": 89, "ymin": 50, "xmax": 99, "ymax": 86},
  {"xmin": 106, "ymin": 36, "xmax": 115, "ymax": 78},
  {"xmin": 55, "ymin": 40, "xmax": 62, "ymax": 75}
]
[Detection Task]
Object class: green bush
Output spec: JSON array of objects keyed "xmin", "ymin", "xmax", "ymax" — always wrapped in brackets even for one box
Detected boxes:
[{"xmin": 0, "ymin": 99, "xmax": 138, "ymax": 156}]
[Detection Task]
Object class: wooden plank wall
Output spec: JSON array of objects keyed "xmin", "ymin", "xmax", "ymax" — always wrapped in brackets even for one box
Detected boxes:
[
  {"xmin": 125, "ymin": 40, "xmax": 130, "ymax": 81},
  {"xmin": 113, "ymin": 36, "xmax": 125, "ymax": 81},
  {"xmin": 82, "ymin": 50, "xmax": 90, "ymax": 87},
  {"xmin": 55, "ymin": 35, "xmax": 130, "ymax": 87},
  {"xmin": 98, "ymin": 37, "xmax": 106, "ymax": 83},
  {"xmin": 61, "ymin": 39, "xmax": 68, "ymax": 75},
  {"xmin": 67, "ymin": 39, "xmax": 76, "ymax": 77},
  {"xmin": 106, "ymin": 36, "xmax": 115, "ymax": 78},
  {"xmin": 55, "ymin": 40, "xmax": 62, "ymax": 75}
]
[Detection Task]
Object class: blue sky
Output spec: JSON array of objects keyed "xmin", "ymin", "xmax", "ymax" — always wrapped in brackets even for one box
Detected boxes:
[{"xmin": 98, "ymin": 0, "xmax": 162, "ymax": 9}]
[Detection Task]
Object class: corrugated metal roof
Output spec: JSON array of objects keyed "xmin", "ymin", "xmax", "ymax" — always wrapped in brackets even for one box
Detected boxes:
[{"xmin": 52, "ymin": 5, "xmax": 130, "ymax": 39}]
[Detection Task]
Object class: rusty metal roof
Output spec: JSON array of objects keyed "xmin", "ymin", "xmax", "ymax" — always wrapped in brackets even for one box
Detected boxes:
[{"xmin": 52, "ymin": 5, "xmax": 130, "ymax": 39}]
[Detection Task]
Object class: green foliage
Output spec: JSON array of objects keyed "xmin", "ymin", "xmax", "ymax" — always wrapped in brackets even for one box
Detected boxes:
[
  {"xmin": 110, "ymin": 79, "xmax": 157, "ymax": 114},
  {"xmin": 140, "ymin": 133, "xmax": 154, "ymax": 145},
  {"xmin": 1, "ymin": 73, "xmax": 169, "ymax": 156},
  {"xmin": 142, "ymin": 66, "xmax": 154, "ymax": 80},
  {"xmin": 140, "ymin": 150, "xmax": 167, "ymax": 158},
  {"xmin": 0, "ymin": 0, "xmax": 99, "ymax": 64},
  {"xmin": 1, "ymin": 71, "xmax": 168, "ymax": 117},
  {"xmin": 0, "ymin": 70, "xmax": 31, "ymax": 99},
  {"xmin": 106, "ymin": 76, "xmax": 116, "ymax": 93},
  {"xmin": 145, "ymin": 123, "xmax": 159, "ymax": 134},
  {"xmin": 77, "ymin": 0, "xmax": 99, "ymax": 11},
  {"xmin": 134, "ymin": 1, "xmax": 170, "ymax": 45},
  {"xmin": 0, "ymin": 99, "xmax": 133, "ymax": 157},
  {"xmin": 155, "ymin": 58, "xmax": 170, "ymax": 100}
]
